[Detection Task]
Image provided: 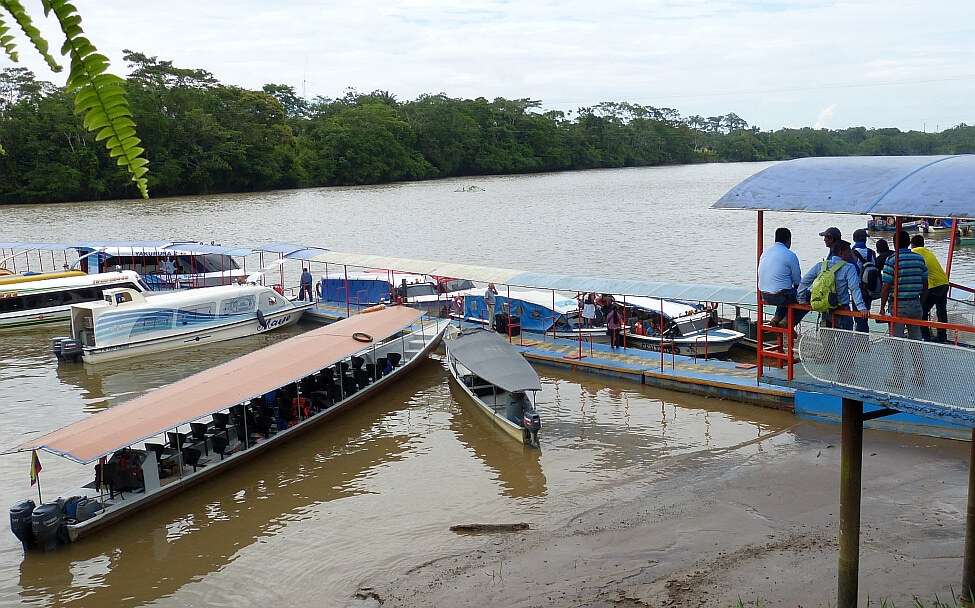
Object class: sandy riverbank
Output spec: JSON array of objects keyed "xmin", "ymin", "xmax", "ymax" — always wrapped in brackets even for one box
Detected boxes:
[{"xmin": 366, "ymin": 421, "xmax": 970, "ymax": 607}]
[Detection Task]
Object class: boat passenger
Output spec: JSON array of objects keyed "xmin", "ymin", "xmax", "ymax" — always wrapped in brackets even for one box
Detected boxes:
[
  {"xmin": 299, "ymin": 268, "xmax": 314, "ymax": 302},
  {"xmin": 582, "ymin": 293, "xmax": 597, "ymax": 327},
  {"xmin": 851, "ymin": 229, "xmax": 881, "ymax": 333},
  {"xmin": 910, "ymin": 234, "xmax": 949, "ymax": 343},
  {"xmin": 798, "ymin": 240, "xmax": 865, "ymax": 330},
  {"xmin": 632, "ymin": 320, "xmax": 646, "ymax": 336},
  {"xmin": 758, "ymin": 227, "xmax": 804, "ymax": 328},
  {"xmin": 875, "ymin": 239, "xmax": 892, "ymax": 276},
  {"xmin": 820, "ymin": 226, "xmax": 842, "ymax": 255},
  {"xmin": 879, "ymin": 230, "xmax": 928, "ymax": 341}
]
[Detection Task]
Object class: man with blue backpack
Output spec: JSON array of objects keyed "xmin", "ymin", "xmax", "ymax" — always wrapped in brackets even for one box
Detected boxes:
[{"xmin": 851, "ymin": 229, "xmax": 882, "ymax": 332}]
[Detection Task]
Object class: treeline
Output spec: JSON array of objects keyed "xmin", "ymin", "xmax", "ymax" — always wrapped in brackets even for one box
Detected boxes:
[{"xmin": 1, "ymin": 51, "xmax": 973, "ymax": 204}]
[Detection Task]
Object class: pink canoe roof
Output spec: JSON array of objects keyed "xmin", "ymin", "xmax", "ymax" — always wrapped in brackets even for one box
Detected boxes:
[{"xmin": 17, "ymin": 306, "xmax": 422, "ymax": 464}]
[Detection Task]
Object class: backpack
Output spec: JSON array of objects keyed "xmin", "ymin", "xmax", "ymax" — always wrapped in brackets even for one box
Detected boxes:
[
  {"xmin": 853, "ymin": 249, "xmax": 882, "ymax": 299},
  {"xmin": 809, "ymin": 259, "xmax": 847, "ymax": 313}
]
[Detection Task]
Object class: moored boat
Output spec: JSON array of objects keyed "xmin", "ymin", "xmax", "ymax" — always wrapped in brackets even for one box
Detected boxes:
[
  {"xmin": 52, "ymin": 283, "xmax": 314, "ymax": 364},
  {"xmin": 457, "ymin": 289, "xmax": 605, "ymax": 340},
  {"xmin": 7, "ymin": 306, "xmax": 447, "ymax": 551},
  {"xmin": 444, "ymin": 326, "xmax": 542, "ymax": 447},
  {"xmin": 0, "ymin": 271, "xmax": 149, "ymax": 330},
  {"xmin": 620, "ymin": 296, "xmax": 745, "ymax": 357}
]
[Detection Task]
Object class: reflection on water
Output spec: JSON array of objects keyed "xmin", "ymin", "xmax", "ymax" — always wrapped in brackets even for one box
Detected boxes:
[{"xmin": 447, "ymin": 381, "xmax": 547, "ymax": 500}]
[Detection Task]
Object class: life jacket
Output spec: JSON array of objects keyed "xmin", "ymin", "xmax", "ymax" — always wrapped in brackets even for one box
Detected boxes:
[
  {"xmin": 292, "ymin": 396, "xmax": 311, "ymax": 419},
  {"xmin": 810, "ymin": 259, "xmax": 847, "ymax": 313}
]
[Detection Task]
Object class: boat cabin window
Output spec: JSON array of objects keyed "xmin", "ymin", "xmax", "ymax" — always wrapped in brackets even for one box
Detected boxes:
[
  {"xmin": 177, "ymin": 303, "xmax": 216, "ymax": 324},
  {"xmin": 0, "ymin": 282, "xmax": 140, "ymax": 314},
  {"xmin": 220, "ymin": 295, "xmax": 256, "ymax": 315},
  {"xmin": 105, "ymin": 254, "xmax": 240, "ymax": 274}
]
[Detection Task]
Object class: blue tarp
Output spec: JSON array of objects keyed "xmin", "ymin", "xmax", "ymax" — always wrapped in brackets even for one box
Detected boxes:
[
  {"xmin": 464, "ymin": 294, "xmax": 561, "ymax": 332},
  {"xmin": 712, "ymin": 155, "xmax": 975, "ymax": 218},
  {"xmin": 317, "ymin": 277, "xmax": 391, "ymax": 304}
]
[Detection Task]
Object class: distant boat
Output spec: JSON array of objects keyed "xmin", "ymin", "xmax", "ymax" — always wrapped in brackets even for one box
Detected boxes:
[
  {"xmin": 52, "ymin": 283, "xmax": 313, "ymax": 364},
  {"xmin": 454, "ymin": 185, "xmax": 484, "ymax": 192},
  {"xmin": 444, "ymin": 327, "xmax": 542, "ymax": 447}
]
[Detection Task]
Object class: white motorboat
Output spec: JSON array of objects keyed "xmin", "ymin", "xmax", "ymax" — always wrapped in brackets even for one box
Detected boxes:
[
  {"xmin": 0, "ymin": 271, "xmax": 148, "ymax": 330},
  {"xmin": 9, "ymin": 307, "xmax": 447, "ymax": 550},
  {"xmin": 53, "ymin": 284, "xmax": 313, "ymax": 364},
  {"xmin": 620, "ymin": 296, "xmax": 745, "ymax": 357},
  {"xmin": 445, "ymin": 326, "xmax": 542, "ymax": 447}
]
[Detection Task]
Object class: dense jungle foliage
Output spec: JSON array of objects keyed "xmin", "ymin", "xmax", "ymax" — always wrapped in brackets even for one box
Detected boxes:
[{"xmin": 1, "ymin": 51, "xmax": 973, "ymax": 204}]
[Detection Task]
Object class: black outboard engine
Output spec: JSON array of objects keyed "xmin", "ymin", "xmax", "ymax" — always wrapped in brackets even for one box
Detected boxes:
[
  {"xmin": 31, "ymin": 501, "xmax": 64, "ymax": 551},
  {"xmin": 51, "ymin": 337, "xmax": 83, "ymax": 362},
  {"xmin": 10, "ymin": 499, "xmax": 36, "ymax": 551},
  {"xmin": 523, "ymin": 411, "xmax": 541, "ymax": 447}
]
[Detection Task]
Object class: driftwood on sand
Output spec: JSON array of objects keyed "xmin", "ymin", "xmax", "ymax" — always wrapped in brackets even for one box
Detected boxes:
[{"xmin": 449, "ymin": 523, "xmax": 530, "ymax": 534}]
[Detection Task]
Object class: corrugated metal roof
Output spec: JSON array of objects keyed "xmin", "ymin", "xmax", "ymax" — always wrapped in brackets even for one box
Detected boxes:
[
  {"xmin": 712, "ymin": 155, "xmax": 975, "ymax": 218},
  {"xmin": 309, "ymin": 252, "xmax": 756, "ymax": 306}
]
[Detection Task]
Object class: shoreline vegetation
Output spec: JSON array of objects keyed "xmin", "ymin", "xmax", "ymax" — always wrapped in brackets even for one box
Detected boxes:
[{"xmin": 1, "ymin": 51, "xmax": 974, "ymax": 205}]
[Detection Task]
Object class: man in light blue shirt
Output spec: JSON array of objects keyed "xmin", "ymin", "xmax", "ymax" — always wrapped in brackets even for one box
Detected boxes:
[
  {"xmin": 758, "ymin": 227, "xmax": 802, "ymax": 326},
  {"xmin": 798, "ymin": 240, "xmax": 866, "ymax": 330}
]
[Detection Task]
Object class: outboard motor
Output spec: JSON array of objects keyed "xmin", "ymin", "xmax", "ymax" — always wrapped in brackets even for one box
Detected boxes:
[
  {"xmin": 51, "ymin": 337, "xmax": 83, "ymax": 362},
  {"xmin": 523, "ymin": 411, "xmax": 541, "ymax": 447},
  {"xmin": 9, "ymin": 499, "xmax": 36, "ymax": 551},
  {"xmin": 31, "ymin": 501, "xmax": 64, "ymax": 551}
]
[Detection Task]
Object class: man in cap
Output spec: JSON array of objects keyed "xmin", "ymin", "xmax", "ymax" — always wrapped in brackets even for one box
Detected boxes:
[{"xmin": 820, "ymin": 227, "xmax": 842, "ymax": 255}]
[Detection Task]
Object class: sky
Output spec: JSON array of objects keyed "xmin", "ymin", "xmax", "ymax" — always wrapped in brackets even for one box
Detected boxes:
[{"xmin": 2, "ymin": 0, "xmax": 973, "ymax": 131}]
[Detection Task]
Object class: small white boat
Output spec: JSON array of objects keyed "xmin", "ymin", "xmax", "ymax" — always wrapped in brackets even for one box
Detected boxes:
[
  {"xmin": 0, "ymin": 271, "xmax": 148, "ymax": 330},
  {"xmin": 53, "ymin": 284, "xmax": 313, "ymax": 364},
  {"xmin": 8, "ymin": 307, "xmax": 447, "ymax": 550},
  {"xmin": 621, "ymin": 296, "xmax": 745, "ymax": 357},
  {"xmin": 445, "ymin": 326, "xmax": 542, "ymax": 447}
]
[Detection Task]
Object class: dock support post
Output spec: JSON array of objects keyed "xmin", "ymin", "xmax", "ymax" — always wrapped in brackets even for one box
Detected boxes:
[
  {"xmin": 962, "ymin": 427, "xmax": 975, "ymax": 604},
  {"xmin": 838, "ymin": 398, "xmax": 863, "ymax": 608}
]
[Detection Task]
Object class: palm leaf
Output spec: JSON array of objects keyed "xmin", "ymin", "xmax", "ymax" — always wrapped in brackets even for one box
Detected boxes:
[
  {"xmin": 45, "ymin": 0, "xmax": 149, "ymax": 197},
  {"xmin": 0, "ymin": 0, "xmax": 61, "ymax": 71},
  {"xmin": 0, "ymin": 10, "xmax": 18, "ymax": 62}
]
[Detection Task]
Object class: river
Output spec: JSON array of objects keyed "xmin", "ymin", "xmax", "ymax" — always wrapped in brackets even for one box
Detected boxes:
[{"xmin": 0, "ymin": 163, "xmax": 969, "ymax": 606}]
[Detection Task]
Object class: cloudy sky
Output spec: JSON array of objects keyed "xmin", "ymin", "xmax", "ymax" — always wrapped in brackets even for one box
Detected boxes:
[{"xmin": 3, "ymin": 0, "xmax": 973, "ymax": 130}]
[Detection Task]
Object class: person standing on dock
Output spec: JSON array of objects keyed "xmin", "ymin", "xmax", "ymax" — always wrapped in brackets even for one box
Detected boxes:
[
  {"xmin": 605, "ymin": 304, "xmax": 622, "ymax": 349},
  {"xmin": 879, "ymin": 230, "xmax": 928, "ymax": 340},
  {"xmin": 758, "ymin": 227, "xmax": 803, "ymax": 327},
  {"xmin": 299, "ymin": 267, "xmax": 314, "ymax": 301},
  {"xmin": 485, "ymin": 283, "xmax": 498, "ymax": 329},
  {"xmin": 851, "ymin": 229, "xmax": 881, "ymax": 333},
  {"xmin": 910, "ymin": 234, "xmax": 949, "ymax": 342}
]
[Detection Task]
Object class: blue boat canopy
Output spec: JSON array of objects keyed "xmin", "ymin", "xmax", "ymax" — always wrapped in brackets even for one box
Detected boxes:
[{"xmin": 712, "ymin": 155, "xmax": 975, "ymax": 219}]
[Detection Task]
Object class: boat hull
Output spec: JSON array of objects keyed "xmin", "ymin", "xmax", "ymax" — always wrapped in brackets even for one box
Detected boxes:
[
  {"xmin": 0, "ymin": 306, "xmax": 71, "ymax": 329},
  {"xmin": 65, "ymin": 319, "xmax": 448, "ymax": 543},
  {"xmin": 80, "ymin": 304, "xmax": 314, "ymax": 364},
  {"xmin": 444, "ymin": 338, "xmax": 533, "ymax": 446},
  {"xmin": 622, "ymin": 330, "xmax": 743, "ymax": 357}
]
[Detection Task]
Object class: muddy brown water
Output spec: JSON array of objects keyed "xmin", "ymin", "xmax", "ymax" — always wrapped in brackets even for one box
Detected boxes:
[{"xmin": 0, "ymin": 164, "xmax": 972, "ymax": 606}]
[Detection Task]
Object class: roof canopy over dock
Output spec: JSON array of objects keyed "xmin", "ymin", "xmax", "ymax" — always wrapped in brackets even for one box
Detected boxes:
[{"xmin": 712, "ymin": 154, "xmax": 975, "ymax": 218}]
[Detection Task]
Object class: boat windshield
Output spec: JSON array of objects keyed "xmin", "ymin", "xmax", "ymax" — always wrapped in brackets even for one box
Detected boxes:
[
  {"xmin": 106, "ymin": 254, "xmax": 240, "ymax": 274},
  {"xmin": 405, "ymin": 283, "xmax": 438, "ymax": 298},
  {"xmin": 440, "ymin": 278, "xmax": 476, "ymax": 293}
]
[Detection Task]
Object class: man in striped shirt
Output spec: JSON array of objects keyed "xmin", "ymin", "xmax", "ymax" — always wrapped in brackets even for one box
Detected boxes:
[{"xmin": 879, "ymin": 230, "xmax": 928, "ymax": 341}]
